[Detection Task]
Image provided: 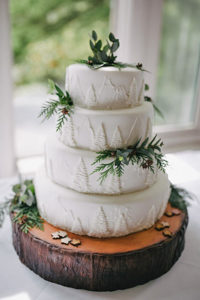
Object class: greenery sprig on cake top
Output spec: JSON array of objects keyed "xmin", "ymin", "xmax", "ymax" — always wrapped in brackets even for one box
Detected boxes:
[
  {"xmin": 78, "ymin": 30, "xmax": 147, "ymax": 71},
  {"xmin": 39, "ymin": 79, "xmax": 73, "ymax": 131},
  {"xmin": 92, "ymin": 135, "xmax": 168, "ymax": 183},
  {"xmin": 0, "ymin": 180, "xmax": 43, "ymax": 233}
]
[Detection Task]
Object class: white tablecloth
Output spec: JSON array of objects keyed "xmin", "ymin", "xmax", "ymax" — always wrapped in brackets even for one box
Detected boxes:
[{"xmin": 0, "ymin": 151, "xmax": 200, "ymax": 300}]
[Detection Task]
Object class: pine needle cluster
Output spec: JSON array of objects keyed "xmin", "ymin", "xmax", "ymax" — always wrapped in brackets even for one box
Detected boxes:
[
  {"xmin": 169, "ymin": 183, "xmax": 193, "ymax": 211},
  {"xmin": 144, "ymin": 84, "xmax": 164, "ymax": 119},
  {"xmin": 39, "ymin": 79, "xmax": 73, "ymax": 131},
  {"xmin": 92, "ymin": 135, "xmax": 168, "ymax": 183}
]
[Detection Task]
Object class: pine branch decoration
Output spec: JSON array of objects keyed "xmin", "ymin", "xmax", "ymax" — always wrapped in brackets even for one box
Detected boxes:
[
  {"xmin": 144, "ymin": 84, "xmax": 164, "ymax": 119},
  {"xmin": 0, "ymin": 180, "xmax": 44, "ymax": 233},
  {"xmin": 77, "ymin": 30, "xmax": 148, "ymax": 72},
  {"xmin": 92, "ymin": 135, "xmax": 168, "ymax": 183},
  {"xmin": 169, "ymin": 183, "xmax": 193, "ymax": 211},
  {"xmin": 39, "ymin": 79, "xmax": 73, "ymax": 131}
]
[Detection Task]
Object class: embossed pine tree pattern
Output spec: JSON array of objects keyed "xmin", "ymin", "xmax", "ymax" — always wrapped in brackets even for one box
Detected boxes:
[
  {"xmin": 90, "ymin": 206, "xmax": 110, "ymax": 236},
  {"xmin": 94, "ymin": 123, "xmax": 108, "ymax": 150},
  {"xmin": 128, "ymin": 77, "xmax": 137, "ymax": 105},
  {"xmin": 110, "ymin": 126, "xmax": 124, "ymax": 149},
  {"xmin": 85, "ymin": 84, "xmax": 97, "ymax": 107},
  {"xmin": 114, "ymin": 212, "xmax": 129, "ymax": 235},
  {"xmin": 61, "ymin": 116, "xmax": 76, "ymax": 147},
  {"xmin": 73, "ymin": 158, "xmax": 90, "ymax": 193}
]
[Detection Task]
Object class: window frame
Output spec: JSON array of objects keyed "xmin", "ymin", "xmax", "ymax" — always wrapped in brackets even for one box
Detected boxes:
[
  {"xmin": 111, "ymin": 0, "xmax": 200, "ymax": 151},
  {"xmin": 0, "ymin": 0, "xmax": 16, "ymax": 177}
]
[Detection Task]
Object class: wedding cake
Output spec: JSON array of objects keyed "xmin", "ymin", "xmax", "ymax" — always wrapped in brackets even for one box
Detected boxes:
[
  {"xmin": 34, "ymin": 62, "xmax": 170, "ymax": 238},
  {"xmin": 8, "ymin": 31, "xmax": 188, "ymax": 291}
]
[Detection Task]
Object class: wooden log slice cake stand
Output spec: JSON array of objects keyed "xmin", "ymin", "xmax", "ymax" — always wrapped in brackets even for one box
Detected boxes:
[{"xmin": 11, "ymin": 203, "xmax": 188, "ymax": 291}]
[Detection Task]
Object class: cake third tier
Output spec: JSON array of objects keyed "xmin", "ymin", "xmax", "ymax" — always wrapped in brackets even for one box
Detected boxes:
[{"xmin": 45, "ymin": 135, "xmax": 159, "ymax": 194}]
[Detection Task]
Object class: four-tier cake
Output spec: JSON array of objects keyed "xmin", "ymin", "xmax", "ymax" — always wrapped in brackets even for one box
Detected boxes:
[{"xmin": 34, "ymin": 63, "xmax": 170, "ymax": 238}]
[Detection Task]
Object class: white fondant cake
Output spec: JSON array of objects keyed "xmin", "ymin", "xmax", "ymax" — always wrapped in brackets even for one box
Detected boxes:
[
  {"xmin": 35, "ymin": 62, "xmax": 170, "ymax": 238},
  {"xmin": 58, "ymin": 102, "xmax": 153, "ymax": 151},
  {"xmin": 65, "ymin": 64, "xmax": 144, "ymax": 109},
  {"xmin": 45, "ymin": 135, "xmax": 158, "ymax": 194},
  {"xmin": 35, "ymin": 166, "xmax": 170, "ymax": 238}
]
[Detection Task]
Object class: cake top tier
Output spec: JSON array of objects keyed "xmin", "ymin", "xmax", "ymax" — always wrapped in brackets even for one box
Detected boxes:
[{"xmin": 65, "ymin": 64, "xmax": 144, "ymax": 110}]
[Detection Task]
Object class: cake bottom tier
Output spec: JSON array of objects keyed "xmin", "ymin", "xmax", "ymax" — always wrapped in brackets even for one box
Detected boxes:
[{"xmin": 35, "ymin": 166, "xmax": 170, "ymax": 238}]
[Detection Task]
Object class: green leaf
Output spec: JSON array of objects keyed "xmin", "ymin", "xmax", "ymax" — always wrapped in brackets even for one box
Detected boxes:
[
  {"xmin": 19, "ymin": 194, "xmax": 28, "ymax": 203},
  {"xmin": 109, "ymin": 32, "xmax": 115, "ymax": 42},
  {"xmin": 145, "ymin": 84, "xmax": 149, "ymax": 91},
  {"xmin": 103, "ymin": 45, "xmax": 109, "ymax": 53},
  {"xmin": 12, "ymin": 184, "xmax": 21, "ymax": 194},
  {"xmin": 169, "ymin": 183, "xmax": 193, "ymax": 211},
  {"xmin": 89, "ymin": 39, "xmax": 95, "ymax": 51},
  {"xmin": 111, "ymin": 40, "xmax": 119, "ymax": 52},
  {"xmin": 55, "ymin": 84, "xmax": 64, "ymax": 97},
  {"xmin": 153, "ymin": 104, "xmax": 164, "ymax": 119},
  {"xmin": 95, "ymin": 40, "xmax": 102, "ymax": 50},
  {"xmin": 101, "ymin": 51, "xmax": 108, "ymax": 62},
  {"xmin": 92, "ymin": 30, "xmax": 97, "ymax": 41},
  {"xmin": 48, "ymin": 79, "xmax": 55, "ymax": 94}
]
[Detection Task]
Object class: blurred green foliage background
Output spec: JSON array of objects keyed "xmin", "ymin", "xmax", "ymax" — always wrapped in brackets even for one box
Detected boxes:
[{"xmin": 10, "ymin": 0, "xmax": 110, "ymax": 85}]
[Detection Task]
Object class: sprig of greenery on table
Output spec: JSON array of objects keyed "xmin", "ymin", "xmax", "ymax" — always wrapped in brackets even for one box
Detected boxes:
[
  {"xmin": 0, "ymin": 199, "xmax": 11, "ymax": 229},
  {"xmin": 92, "ymin": 135, "xmax": 168, "ymax": 183},
  {"xmin": 169, "ymin": 184, "xmax": 192, "ymax": 211},
  {"xmin": 38, "ymin": 79, "xmax": 73, "ymax": 131},
  {"xmin": 78, "ymin": 30, "xmax": 148, "ymax": 71},
  {"xmin": 144, "ymin": 84, "xmax": 164, "ymax": 119},
  {"xmin": 0, "ymin": 180, "xmax": 43, "ymax": 233}
]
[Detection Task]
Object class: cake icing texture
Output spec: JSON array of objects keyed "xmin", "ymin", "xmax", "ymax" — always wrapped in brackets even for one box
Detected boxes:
[
  {"xmin": 65, "ymin": 64, "xmax": 144, "ymax": 110},
  {"xmin": 36, "ymin": 56, "xmax": 170, "ymax": 237}
]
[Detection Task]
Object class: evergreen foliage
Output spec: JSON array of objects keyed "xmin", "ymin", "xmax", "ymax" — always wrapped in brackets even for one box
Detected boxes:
[{"xmin": 92, "ymin": 135, "xmax": 168, "ymax": 183}]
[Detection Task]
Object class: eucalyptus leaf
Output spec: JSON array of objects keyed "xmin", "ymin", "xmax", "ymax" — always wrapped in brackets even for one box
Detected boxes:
[
  {"xmin": 103, "ymin": 45, "xmax": 109, "ymax": 53},
  {"xmin": 101, "ymin": 51, "xmax": 108, "ymax": 62},
  {"xmin": 109, "ymin": 32, "xmax": 115, "ymax": 42},
  {"xmin": 111, "ymin": 40, "xmax": 119, "ymax": 52},
  {"xmin": 95, "ymin": 40, "xmax": 102, "ymax": 50},
  {"xmin": 92, "ymin": 30, "xmax": 97, "ymax": 41},
  {"xmin": 89, "ymin": 39, "xmax": 95, "ymax": 51},
  {"xmin": 12, "ymin": 184, "xmax": 21, "ymax": 194},
  {"xmin": 19, "ymin": 194, "xmax": 28, "ymax": 204}
]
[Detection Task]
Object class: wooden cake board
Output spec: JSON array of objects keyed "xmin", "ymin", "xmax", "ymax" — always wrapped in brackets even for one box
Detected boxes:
[{"xmin": 11, "ymin": 203, "xmax": 188, "ymax": 291}]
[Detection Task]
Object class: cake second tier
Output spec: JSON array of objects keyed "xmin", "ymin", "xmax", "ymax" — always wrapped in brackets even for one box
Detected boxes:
[
  {"xmin": 45, "ymin": 135, "xmax": 159, "ymax": 194},
  {"xmin": 58, "ymin": 101, "xmax": 153, "ymax": 151}
]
